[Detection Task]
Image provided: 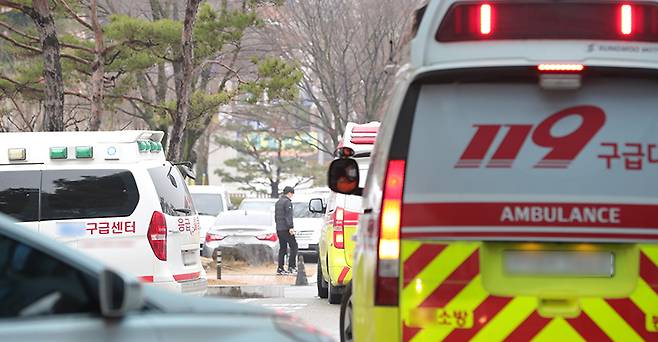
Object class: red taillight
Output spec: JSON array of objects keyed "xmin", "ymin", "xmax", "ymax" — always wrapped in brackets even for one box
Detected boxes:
[
  {"xmin": 333, "ymin": 208, "xmax": 345, "ymax": 249},
  {"xmin": 333, "ymin": 230, "xmax": 345, "ymax": 249},
  {"xmin": 537, "ymin": 64, "xmax": 584, "ymax": 72},
  {"xmin": 205, "ymin": 232, "xmax": 224, "ymax": 242},
  {"xmin": 148, "ymin": 211, "xmax": 167, "ymax": 261},
  {"xmin": 256, "ymin": 233, "xmax": 278, "ymax": 242},
  {"xmin": 621, "ymin": 4, "xmax": 633, "ymax": 35},
  {"xmin": 375, "ymin": 160, "xmax": 405, "ymax": 306},
  {"xmin": 480, "ymin": 4, "xmax": 492, "ymax": 35}
]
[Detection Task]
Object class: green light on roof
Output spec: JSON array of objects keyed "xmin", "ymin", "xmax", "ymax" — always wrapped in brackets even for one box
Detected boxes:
[
  {"xmin": 149, "ymin": 141, "xmax": 159, "ymax": 153},
  {"xmin": 137, "ymin": 141, "xmax": 150, "ymax": 152},
  {"xmin": 75, "ymin": 146, "xmax": 93, "ymax": 159},
  {"xmin": 50, "ymin": 147, "xmax": 68, "ymax": 159}
]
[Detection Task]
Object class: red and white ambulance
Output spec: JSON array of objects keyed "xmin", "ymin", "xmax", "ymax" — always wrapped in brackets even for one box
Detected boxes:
[{"xmin": 0, "ymin": 131, "xmax": 207, "ymax": 295}]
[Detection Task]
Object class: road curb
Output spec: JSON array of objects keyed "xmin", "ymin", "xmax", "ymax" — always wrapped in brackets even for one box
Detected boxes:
[
  {"xmin": 206, "ymin": 285, "xmax": 286, "ymax": 298},
  {"xmin": 205, "ymin": 277, "xmax": 316, "ymax": 298}
]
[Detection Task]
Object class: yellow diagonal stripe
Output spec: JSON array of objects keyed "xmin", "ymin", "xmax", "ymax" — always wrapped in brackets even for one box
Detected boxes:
[
  {"xmin": 641, "ymin": 245, "xmax": 658, "ymax": 267},
  {"xmin": 630, "ymin": 278, "xmax": 658, "ymax": 317},
  {"xmin": 402, "ymin": 243, "xmax": 479, "ymax": 311},
  {"xmin": 410, "ymin": 275, "xmax": 489, "ymax": 342},
  {"xmin": 580, "ymin": 298, "xmax": 643, "ymax": 342},
  {"xmin": 401, "ymin": 241, "xmax": 424, "ymax": 263},
  {"xmin": 470, "ymin": 297, "xmax": 537, "ymax": 342},
  {"xmin": 532, "ymin": 318, "xmax": 584, "ymax": 342}
]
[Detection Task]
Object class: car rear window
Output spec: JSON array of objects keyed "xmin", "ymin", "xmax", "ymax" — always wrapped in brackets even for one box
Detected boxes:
[
  {"xmin": 41, "ymin": 170, "xmax": 139, "ymax": 221},
  {"xmin": 148, "ymin": 165, "xmax": 195, "ymax": 216},
  {"xmin": 191, "ymin": 193, "xmax": 224, "ymax": 216},
  {"xmin": 0, "ymin": 171, "xmax": 40, "ymax": 222},
  {"xmin": 239, "ymin": 200, "xmax": 275, "ymax": 211}
]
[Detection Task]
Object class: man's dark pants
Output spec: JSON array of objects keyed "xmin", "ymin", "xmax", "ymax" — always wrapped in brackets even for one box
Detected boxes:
[{"xmin": 277, "ymin": 229, "xmax": 298, "ymax": 270}]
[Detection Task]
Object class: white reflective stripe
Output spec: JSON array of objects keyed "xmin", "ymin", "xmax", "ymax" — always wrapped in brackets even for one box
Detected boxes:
[
  {"xmin": 404, "ymin": 194, "xmax": 658, "ymax": 204},
  {"xmin": 401, "ymin": 226, "xmax": 658, "ymax": 235}
]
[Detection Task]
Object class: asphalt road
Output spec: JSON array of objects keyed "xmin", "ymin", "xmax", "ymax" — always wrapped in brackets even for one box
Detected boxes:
[{"xmin": 239, "ymin": 285, "xmax": 341, "ymax": 341}]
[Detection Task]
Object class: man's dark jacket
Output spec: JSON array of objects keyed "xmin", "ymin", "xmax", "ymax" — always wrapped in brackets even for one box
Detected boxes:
[{"xmin": 275, "ymin": 196, "xmax": 294, "ymax": 231}]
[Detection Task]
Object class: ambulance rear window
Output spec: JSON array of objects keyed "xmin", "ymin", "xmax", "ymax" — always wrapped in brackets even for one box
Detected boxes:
[
  {"xmin": 0, "ymin": 171, "xmax": 40, "ymax": 222},
  {"xmin": 403, "ymin": 76, "xmax": 658, "ymax": 237},
  {"xmin": 41, "ymin": 170, "xmax": 139, "ymax": 221},
  {"xmin": 148, "ymin": 165, "xmax": 195, "ymax": 216}
]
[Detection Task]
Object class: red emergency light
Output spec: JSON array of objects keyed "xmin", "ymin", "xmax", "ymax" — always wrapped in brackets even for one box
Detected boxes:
[
  {"xmin": 437, "ymin": 2, "xmax": 658, "ymax": 42},
  {"xmin": 480, "ymin": 4, "xmax": 492, "ymax": 35},
  {"xmin": 621, "ymin": 4, "xmax": 633, "ymax": 35}
]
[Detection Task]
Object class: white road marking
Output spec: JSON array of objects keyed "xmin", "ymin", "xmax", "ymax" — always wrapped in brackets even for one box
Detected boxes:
[{"xmin": 260, "ymin": 303, "xmax": 308, "ymax": 314}]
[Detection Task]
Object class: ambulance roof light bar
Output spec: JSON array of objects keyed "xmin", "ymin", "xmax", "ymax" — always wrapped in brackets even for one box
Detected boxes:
[{"xmin": 8, "ymin": 148, "xmax": 26, "ymax": 161}]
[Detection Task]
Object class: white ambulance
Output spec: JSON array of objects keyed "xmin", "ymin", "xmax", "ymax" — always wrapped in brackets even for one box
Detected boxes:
[{"xmin": 0, "ymin": 131, "xmax": 207, "ymax": 295}]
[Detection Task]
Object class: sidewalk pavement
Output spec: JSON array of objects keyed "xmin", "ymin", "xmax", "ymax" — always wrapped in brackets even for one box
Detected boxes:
[{"xmin": 202, "ymin": 257, "xmax": 317, "ymax": 286}]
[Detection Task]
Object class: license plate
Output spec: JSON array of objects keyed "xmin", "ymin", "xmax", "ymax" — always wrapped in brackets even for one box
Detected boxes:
[
  {"xmin": 504, "ymin": 250, "xmax": 614, "ymax": 277},
  {"xmin": 298, "ymin": 243, "xmax": 309, "ymax": 249},
  {"xmin": 182, "ymin": 250, "xmax": 197, "ymax": 266}
]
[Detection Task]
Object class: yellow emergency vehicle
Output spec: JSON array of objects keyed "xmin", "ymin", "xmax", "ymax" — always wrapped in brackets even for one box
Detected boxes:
[{"xmin": 331, "ymin": 1, "xmax": 658, "ymax": 341}]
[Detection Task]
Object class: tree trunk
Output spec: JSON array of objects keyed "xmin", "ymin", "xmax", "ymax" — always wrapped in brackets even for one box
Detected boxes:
[
  {"xmin": 194, "ymin": 129, "xmax": 209, "ymax": 185},
  {"xmin": 270, "ymin": 180, "xmax": 279, "ymax": 199},
  {"xmin": 167, "ymin": 0, "xmax": 202, "ymax": 161},
  {"xmin": 30, "ymin": 0, "xmax": 64, "ymax": 131},
  {"xmin": 89, "ymin": 0, "xmax": 104, "ymax": 131}
]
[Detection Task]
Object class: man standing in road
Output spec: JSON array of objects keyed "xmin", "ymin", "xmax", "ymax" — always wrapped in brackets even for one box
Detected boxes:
[{"xmin": 275, "ymin": 186, "xmax": 298, "ymax": 275}]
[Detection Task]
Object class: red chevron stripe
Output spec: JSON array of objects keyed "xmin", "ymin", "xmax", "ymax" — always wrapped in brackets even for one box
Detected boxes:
[
  {"xmin": 607, "ymin": 298, "xmax": 658, "ymax": 341},
  {"xmin": 402, "ymin": 323, "xmax": 421, "ymax": 342},
  {"xmin": 566, "ymin": 312, "xmax": 612, "ymax": 342},
  {"xmin": 419, "ymin": 250, "xmax": 479, "ymax": 308},
  {"xmin": 503, "ymin": 311, "xmax": 551, "ymax": 342},
  {"xmin": 403, "ymin": 244, "xmax": 447, "ymax": 287},
  {"xmin": 640, "ymin": 252, "xmax": 658, "ymax": 292},
  {"xmin": 443, "ymin": 296, "xmax": 512, "ymax": 342}
]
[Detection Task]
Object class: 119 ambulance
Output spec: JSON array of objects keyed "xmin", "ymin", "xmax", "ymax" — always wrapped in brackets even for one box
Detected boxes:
[{"xmin": 331, "ymin": 1, "xmax": 658, "ymax": 341}]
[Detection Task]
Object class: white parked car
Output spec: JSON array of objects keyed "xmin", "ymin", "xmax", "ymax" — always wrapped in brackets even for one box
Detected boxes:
[
  {"xmin": 202, "ymin": 210, "xmax": 279, "ymax": 260},
  {"xmin": 188, "ymin": 185, "xmax": 230, "ymax": 248},
  {"xmin": 238, "ymin": 198, "xmax": 277, "ymax": 212},
  {"xmin": 291, "ymin": 195, "xmax": 326, "ymax": 260},
  {"xmin": 0, "ymin": 131, "xmax": 207, "ymax": 295},
  {"xmin": 0, "ymin": 213, "xmax": 331, "ymax": 342}
]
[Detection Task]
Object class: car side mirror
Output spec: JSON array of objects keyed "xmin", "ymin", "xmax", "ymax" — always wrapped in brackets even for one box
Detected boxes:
[
  {"xmin": 309, "ymin": 198, "xmax": 326, "ymax": 214},
  {"xmin": 99, "ymin": 269, "xmax": 143, "ymax": 318},
  {"xmin": 328, "ymin": 158, "xmax": 362, "ymax": 196}
]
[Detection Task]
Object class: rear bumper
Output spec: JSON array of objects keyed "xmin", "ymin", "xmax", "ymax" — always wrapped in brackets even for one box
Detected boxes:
[
  {"xmin": 147, "ymin": 277, "xmax": 208, "ymax": 296},
  {"xmin": 298, "ymin": 243, "xmax": 319, "ymax": 255},
  {"xmin": 202, "ymin": 242, "xmax": 278, "ymax": 261},
  {"xmin": 179, "ymin": 277, "xmax": 208, "ymax": 296}
]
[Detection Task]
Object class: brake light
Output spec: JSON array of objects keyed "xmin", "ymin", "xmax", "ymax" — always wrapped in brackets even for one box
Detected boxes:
[
  {"xmin": 375, "ymin": 160, "xmax": 405, "ymax": 306},
  {"xmin": 537, "ymin": 64, "xmax": 584, "ymax": 72},
  {"xmin": 148, "ymin": 211, "xmax": 167, "ymax": 261},
  {"xmin": 256, "ymin": 233, "xmax": 278, "ymax": 242},
  {"xmin": 205, "ymin": 232, "xmax": 224, "ymax": 242},
  {"xmin": 333, "ymin": 208, "xmax": 345, "ymax": 249},
  {"xmin": 480, "ymin": 4, "xmax": 492, "ymax": 35},
  {"xmin": 621, "ymin": 4, "xmax": 633, "ymax": 35}
]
